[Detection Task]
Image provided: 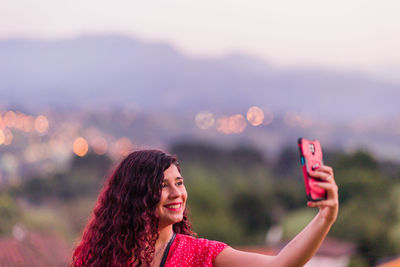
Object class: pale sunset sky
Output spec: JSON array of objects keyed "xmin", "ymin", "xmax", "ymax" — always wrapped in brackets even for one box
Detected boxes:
[{"xmin": 1, "ymin": 0, "xmax": 400, "ymax": 81}]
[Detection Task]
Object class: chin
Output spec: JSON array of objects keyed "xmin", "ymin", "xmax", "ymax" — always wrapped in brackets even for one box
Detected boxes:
[{"xmin": 171, "ymin": 215, "xmax": 184, "ymax": 224}]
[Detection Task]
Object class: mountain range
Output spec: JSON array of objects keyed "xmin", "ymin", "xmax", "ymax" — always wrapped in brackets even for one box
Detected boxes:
[{"xmin": 1, "ymin": 35, "xmax": 399, "ymax": 121}]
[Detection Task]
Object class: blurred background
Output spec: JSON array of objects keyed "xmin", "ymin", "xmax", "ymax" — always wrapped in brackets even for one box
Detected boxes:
[{"xmin": 1, "ymin": 1, "xmax": 400, "ymax": 266}]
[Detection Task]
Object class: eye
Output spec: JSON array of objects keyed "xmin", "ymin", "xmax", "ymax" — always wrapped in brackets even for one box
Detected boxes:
[
  {"xmin": 177, "ymin": 181, "xmax": 184, "ymax": 186},
  {"xmin": 161, "ymin": 183, "xmax": 168, "ymax": 188}
]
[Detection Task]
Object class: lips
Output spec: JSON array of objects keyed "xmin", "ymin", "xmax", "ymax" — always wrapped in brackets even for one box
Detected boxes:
[{"xmin": 164, "ymin": 202, "xmax": 182, "ymax": 211}]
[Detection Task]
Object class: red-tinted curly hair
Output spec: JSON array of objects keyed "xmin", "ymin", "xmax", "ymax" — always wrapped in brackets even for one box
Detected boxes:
[{"xmin": 71, "ymin": 150, "xmax": 195, "ymax": 266}]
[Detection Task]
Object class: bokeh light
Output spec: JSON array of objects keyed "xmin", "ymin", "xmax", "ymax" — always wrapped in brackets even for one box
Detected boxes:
[
  {"xmin": 0, "ymin": 129, "xmax": 5, "ymax": 145},
  {"xmin": 195, "ymin": 111, "xmax": 215, "ymax": 130},
  {"xmin": 229, "ymin": 114, "xmax": 247, "ymax": 133},
  {"xmin": 217, "ymin": 114, "xmax": 247, "ymax": 134},
  {"xmin": 3, "ymin": 128, "xmax": 13, "ymax": 146},
  {"xmin": 284, "ymin": 111, "xmax": 302, "ymax": 127},
  {"xmin": 91, "ymin": 136, "xmax": 108, "ymax": 155},
  {"xmin": 114, "ymin": 137, "xmax": 134, "ymax": 158},
  {"xmin": 24, "ymin": 143, "xmax": 49, "ymax": 163},
  {"xmin": 263, "ymin": 109, "xmax": 274, "ymax": 126},
  {"xmin": 216, "ymin": 116, "xmax": 230, "ymax": 134},
  {"xmin": 73, "ymin": 137, "xmax": 89, "ymax": 157},
  {"xmin": 21, "ymin": 115, "xmax": 34, "ymax": 132},
  {"xmin": 284, "ymin": 111, "xmax": 312, "ymax": 128},
  {"xmin": 14, "ymin": 112, "xmax": 25, "ymax": 130},
  {"xmin": 247, "ymin": 106, "xmax": 264, "ymax": 126},
  {"xmin": 0, "ymin": 114, "xmax": 5, "ymax": 129},
  {"xmin": 4, "ymin": 110, "xmax": 16, "ymax": 128},
  {"xmin": 34, "ymin": 115, "xmax": 49, "ymax": 134}
]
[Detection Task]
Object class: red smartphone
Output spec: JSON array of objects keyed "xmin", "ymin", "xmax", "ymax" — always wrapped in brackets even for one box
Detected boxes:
[{"xmin": 298, "ymin": 138, "xmax": 327, "ymax": 201}]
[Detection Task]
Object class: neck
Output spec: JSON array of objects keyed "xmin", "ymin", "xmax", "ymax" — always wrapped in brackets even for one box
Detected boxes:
[{"xmin": 155, "ymin": 224, "xmax": 173, "ymax": 249}]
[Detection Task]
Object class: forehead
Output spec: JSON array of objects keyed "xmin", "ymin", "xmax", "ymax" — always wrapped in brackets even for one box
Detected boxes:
[{"xmin": 163, "ymin": 164, "xmax": 181, "ymax": 180}]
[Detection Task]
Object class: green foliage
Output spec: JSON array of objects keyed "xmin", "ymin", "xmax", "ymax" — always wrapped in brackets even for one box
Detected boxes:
[
  {"xmin": 13, "ymin": 153, "xmax": 112, "ymax": 203},
  {"xmin": 178, "ymin": 144, "xmax": 275, "ymax": 245},
  {"xmin": 332, "ymin": 196, "xmax": 397, "ymax": 264},
  {"xmin": 0, "ymin": 193, "xmax": 21, "ymax": 236},
  {"xmin": 347, "ymin": 255, "xmax": 370, "ymax": 267},
  {"xmin": 281, "ymin": 208, "xmax": 317, "ymax": 239},
  {"xmin": 331, "ymin": 150, "xmax": 379, "ymax": 171},
  {"xmin": 274, "ymin": 146, "xmax": 301, "ymax": 180},
  {"xmin": 321, "ymin": 149, "xmax": 400, "ymax": 264},
  {"xmin": 184, "ymin": 168, "xmax": 244, "ymax": 245},
  {"xmin": 230, "ymin": 189, "xmax": 272, "ymax": 236},
  {"xmin": 1, "ymin": 141, "xmax": 399, "ymax": 265},
  {"xmin": 273, "ymin": 179, "xmax": 305, "ymax": 210}
]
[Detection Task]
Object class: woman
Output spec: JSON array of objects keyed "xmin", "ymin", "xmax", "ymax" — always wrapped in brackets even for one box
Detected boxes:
[{"xmin": 71, "ymin": 149, "xmax": 338, "ymax": 266}]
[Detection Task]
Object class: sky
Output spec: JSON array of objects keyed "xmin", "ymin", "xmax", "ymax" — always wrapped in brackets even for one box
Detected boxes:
[{"xmin": 1, "ymin": 0, "xmax": 400, "ymax": 81}]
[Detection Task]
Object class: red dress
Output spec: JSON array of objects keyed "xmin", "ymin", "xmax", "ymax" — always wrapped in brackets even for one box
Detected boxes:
[{"xmin": 164, "ymin": 234, "xmax": 228, "ymax": 267}]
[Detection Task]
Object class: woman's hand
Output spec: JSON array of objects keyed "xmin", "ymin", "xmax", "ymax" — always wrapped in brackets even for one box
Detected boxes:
[
  {"xmin": 307, "ymin": 165, "xmax": 339, "ymax": 225},
  {"xmin": 214, "ymin": 164, "xmax": 339, "ymax": 267}
]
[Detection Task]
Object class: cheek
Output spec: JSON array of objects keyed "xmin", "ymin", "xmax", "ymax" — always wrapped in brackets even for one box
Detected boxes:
[{"xmin": 182, "ymin": 188, "xmax": 188, "ymax": 202}]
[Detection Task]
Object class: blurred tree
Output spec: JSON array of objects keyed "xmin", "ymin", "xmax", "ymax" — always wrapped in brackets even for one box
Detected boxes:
[
  {"xmin": 331, "ymin": 150, "xmax": 379, "ymax": 172},
  {"xmin": 281, "ymin": 208, "xmax": 317, "ymax": 239},
  {"xmin": 230, "ymin": 189, "xmax": 273, "ymax": 237},
  {"xmin": 0, "ymin": 192, "xmax": 21, "ymax": 236},
  {"xmin": 184, "ymin": 169, "xmax": 244, "ymax": 245},
  {"xmin": 13, "ymin": 153, "xmax": 112, "ymax": 203},
  {"xmin": 274, "ymin": 147, "xmax": 301, "ymax": 180},
  {"xmin": 273, "ymin": 180, "xmax": 305, "ymax": 210},
  {"xmin": 331, "ymin": 196, "xmax": 398, "ymax": 265}
]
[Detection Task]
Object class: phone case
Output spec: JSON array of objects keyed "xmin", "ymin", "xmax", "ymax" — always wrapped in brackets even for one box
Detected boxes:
[{"xmin": 298, "ymin": 138, "xmax": 327, "ymax": 201}]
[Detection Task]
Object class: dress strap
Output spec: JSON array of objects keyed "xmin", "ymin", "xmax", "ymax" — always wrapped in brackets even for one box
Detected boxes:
[{"xmin": 159, "ymin": 232, "xmax": 176, "ymax": 267}]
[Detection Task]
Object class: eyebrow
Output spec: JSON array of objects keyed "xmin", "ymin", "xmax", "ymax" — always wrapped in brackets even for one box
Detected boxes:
[{"xmin": 162, "ymin": 176, "xmax": 184, "ymax": 182}]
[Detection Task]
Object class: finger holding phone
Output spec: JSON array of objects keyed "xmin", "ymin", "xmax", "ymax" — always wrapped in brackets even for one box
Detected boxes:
[
  {"xmin": 214, "ymin": 138, "xmax": 339, "ymax": 267},
  {"xmin": 308, "ymin": 165, "xmax": 339, "ymax": 224},
  {"xmin": 298, "ymin": 138, "xmax": 339, "ymax": 224}
]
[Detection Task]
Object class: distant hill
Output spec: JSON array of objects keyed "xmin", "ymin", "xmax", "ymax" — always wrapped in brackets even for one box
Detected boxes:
[{"xmin": 1, "ymin": 35, "xmax": 399, "ymax": 121}]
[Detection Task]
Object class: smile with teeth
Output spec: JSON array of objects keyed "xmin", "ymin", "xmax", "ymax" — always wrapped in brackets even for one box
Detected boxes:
[{"xmin": 164, "ymin": 203, "xmax": 182, "ymax": 210}]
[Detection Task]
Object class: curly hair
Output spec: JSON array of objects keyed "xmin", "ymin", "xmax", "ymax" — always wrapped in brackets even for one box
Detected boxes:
[{"xmin": 71, "ymin": 150, "xmax": 195, "ymax": 266}]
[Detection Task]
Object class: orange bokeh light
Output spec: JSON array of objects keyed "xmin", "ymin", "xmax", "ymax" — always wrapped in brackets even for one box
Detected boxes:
[
  {"xmin": 114, "ymin": 137, "xmax": 134, "ymax": 158},
  {"xmin": 73, "ymin": 137, "xmax": 89, "ymax": 157},
  {"xmin": 34, "ymin": 115, "xmax": 49, "ymax": 134},
  {"xmin": 247, "ymin": 106, "xmax": 264, "ymax": 126},
  {"xmin": 229, "ymin": 114, "xmax": 247, "ymax": 133},
  {"xmin": 4, "ymin": 111, "xmax": 17, "ymax": 128},
  {"xmin": 91, "ymin": 136, "xmax": 108, "ymax": 155},
  {"xmin": 217, "ymin": 114, "xmax": 247, "ymax": 134},
  {"xmin": 21, "ymin": 116, "xmax": 34, "ymax": 132},
  {"xmin": 14, "ymin": 112, "xmax": 26, "ymax": 130},
  {"xmin": 0, "ymin": 129, "xmax": 4, "ymax": 145},
  {"xmin": 0, "ymin": 114, "xmax": 5, "ymax": 129},
  {"xmin": 216, "ymin": 116, "xmax": 230, "ymax": 134},
  {"xmin": 2, "ymin": 128, "xmax": 13, "ymax": 146}
]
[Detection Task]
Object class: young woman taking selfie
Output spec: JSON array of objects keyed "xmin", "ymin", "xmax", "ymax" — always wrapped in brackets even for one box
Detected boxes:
[{"xmin": 71, "ymin": 149, "xmax": 338, "ymax": 267}]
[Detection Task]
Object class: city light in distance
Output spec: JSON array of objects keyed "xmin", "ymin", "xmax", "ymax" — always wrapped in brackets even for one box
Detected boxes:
[
  {"xmin": 113, "ymin": 137, "xmax": 134, "ymax": 158},
  {"xmin": 284, "ymin": 111, "xmax": 312, "ymax": 128},
  {"xmin": 2, "ymin": 128, "xmax": 13, "ymax": 146},
  {"xmin": 247, "ymin": 106, "xmax": 264, "ymax": 126},
  {"xmin": 216, "ymin": 114, "xmax": 247, "ymax": 134},
  {"xmin": 73, "ymin": 137, "xmax": 89, "ymax": 157},
  {"xmin": 91, "ymin": 136, "xmax": 108, "ymax": 155},
  {"xmin": 195, "ymin": 111, "xmax": 215, "ymax": 130},
  {"xmin": 0, "ymin": 130, "xmax": 5, "ymax": 145},
  {"xmin": 4, "ymin": 111, "xmax": 17, "ymax": 128},
  {"xmin": 34, "ymin": 115, "xmax": 49, "ymax": 134}
]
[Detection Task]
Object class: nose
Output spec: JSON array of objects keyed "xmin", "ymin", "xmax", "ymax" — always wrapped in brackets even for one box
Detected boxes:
[{"xmin": 169, "ymin": 185, "xmax": 182, "ymax": 199}]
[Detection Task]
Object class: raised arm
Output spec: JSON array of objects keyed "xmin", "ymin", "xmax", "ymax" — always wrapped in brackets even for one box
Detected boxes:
[{"xmin": 214, "ymin": 165, "xmax": 339, "ymax": 267}]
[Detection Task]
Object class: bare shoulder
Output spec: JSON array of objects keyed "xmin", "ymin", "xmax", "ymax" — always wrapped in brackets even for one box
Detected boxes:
[{"xmin": 213, "ymin": 247, "xmax": 276, "ymax": 267}]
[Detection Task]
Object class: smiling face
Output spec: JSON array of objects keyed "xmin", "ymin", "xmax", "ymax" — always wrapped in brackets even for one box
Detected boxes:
[{"xmin": 156, "ymin": 164, "xmax": 187, "ymax": 229}]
